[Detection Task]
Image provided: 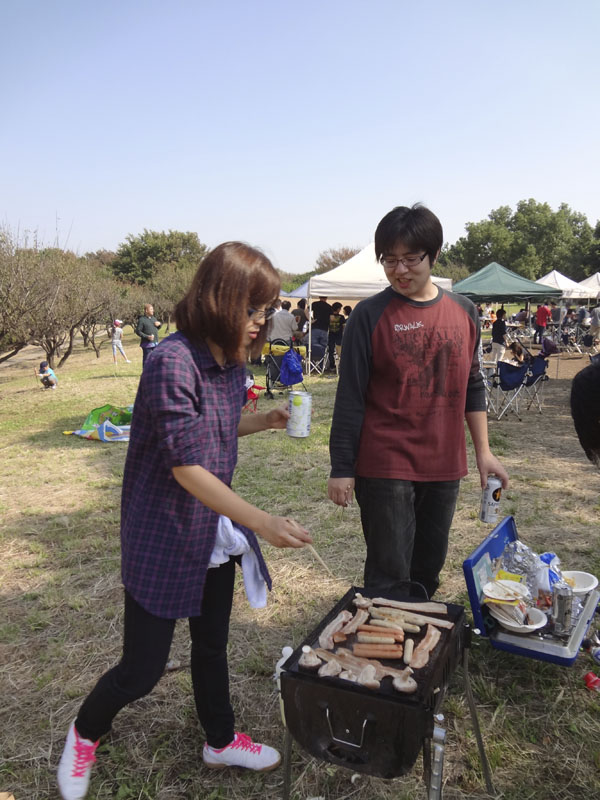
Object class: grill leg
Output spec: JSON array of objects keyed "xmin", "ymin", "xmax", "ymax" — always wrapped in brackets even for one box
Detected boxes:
[
  {"xmin": 422, "ymin": 735, "xmax": 432, "ymax": 790},
  {"xmin": 428, "ymin": 725, "xmax": 446, "ymax": 800},
  {"xmin": 282, "ymin": 728, "xmax": 293, "ymax": 800},
  {"xmin": 462, "ymin": 647, "xmax": 495, "ymax": 796}
]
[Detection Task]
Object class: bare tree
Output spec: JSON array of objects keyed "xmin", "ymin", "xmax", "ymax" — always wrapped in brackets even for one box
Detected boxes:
[{"xmin": 314, "ymin": 246, "xmax": 361, "ymax": 274}]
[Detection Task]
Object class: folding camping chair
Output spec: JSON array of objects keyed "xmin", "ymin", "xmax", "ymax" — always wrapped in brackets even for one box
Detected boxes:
[
  {"xmin": 306, "ymin": 335, "xmax": 328, "ymax": 375},
  {"xmin": 264, "ymin": 339, "xmax": 307, "ymax": 398},
  {"xmin": 520, "ymin": 354, "xmax": 550, "ymax": 413},
  {"xmin": 493, "ymin": 355, "xmax": 549, "ymax": 420}
]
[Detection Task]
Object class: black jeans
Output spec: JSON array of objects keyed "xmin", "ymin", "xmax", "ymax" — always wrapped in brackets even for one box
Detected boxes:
[
  {"xmin": 354, "ymin": 477, "xmax": 460, "ymax": 599},
  {"xmin": 534, "ymin": 324, "xmax": 546, "ymax": 344},
  {"xmin": 76, "ymin": 560, "xmax": 236, "ymax": 748},
  {"xmin": 141, "ymin": 346, "xmax": 154, "ymax": 366}
]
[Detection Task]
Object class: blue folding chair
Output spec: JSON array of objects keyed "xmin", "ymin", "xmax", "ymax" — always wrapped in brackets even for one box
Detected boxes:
[{"xmin": 493, "ymin": 356, "xmax": 549, "ymax": 420}]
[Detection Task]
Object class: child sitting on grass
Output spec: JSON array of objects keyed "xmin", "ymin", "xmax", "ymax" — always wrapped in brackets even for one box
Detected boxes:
[{"xmin": 35, "ymin": 361, "xmax": 58, "ymax": 389}]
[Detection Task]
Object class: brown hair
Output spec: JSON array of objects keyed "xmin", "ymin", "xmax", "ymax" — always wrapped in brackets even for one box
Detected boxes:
[{"xmin": 174, "ymin": 242, "xmax": 280, "ymax": 363}]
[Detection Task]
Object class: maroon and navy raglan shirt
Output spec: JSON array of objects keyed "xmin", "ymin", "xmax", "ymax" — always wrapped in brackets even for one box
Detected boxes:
[{"xmin": 329, "ymin": 285, "xmax": 486, "ymax": 482}]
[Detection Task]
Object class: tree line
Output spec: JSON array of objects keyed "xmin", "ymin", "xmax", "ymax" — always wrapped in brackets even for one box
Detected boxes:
[
  {"xmin": 0, "ymin": 229, "xmax": 207, "ymax": 368},
  {"xmin": 436, "ymin": 199, "xmax": 600, "ymax": 282},
  {"xmin": 2, "ymin": 199, "xmax": 598, "ymax": 367}
]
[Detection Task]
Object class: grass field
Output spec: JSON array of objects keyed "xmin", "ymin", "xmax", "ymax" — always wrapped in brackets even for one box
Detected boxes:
[{"xmin": 1, "ymin": 330, "xmax": 599, "ymax": 800}]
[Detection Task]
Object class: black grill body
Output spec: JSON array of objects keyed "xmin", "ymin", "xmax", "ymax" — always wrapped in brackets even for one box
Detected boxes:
[{"xmin": 280, "ymin": 586, "xmax": 465, "ymax": 778}]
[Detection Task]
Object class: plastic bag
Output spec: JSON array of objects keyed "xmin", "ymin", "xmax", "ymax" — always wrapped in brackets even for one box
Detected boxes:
[{"xmin": 279, "ymin": 348, "xmax": 303, "ymax": 386}]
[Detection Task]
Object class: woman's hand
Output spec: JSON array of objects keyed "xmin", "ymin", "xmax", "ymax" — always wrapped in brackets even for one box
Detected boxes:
[
  {"xmin": 257, "ymin": 515, "xmax": 312, "ymax": 548},
  {"xmin": 265, "ymin": 405, "xmax": 289, "ymax": 429},
  {"xmin": 328, "ymin": 477, "xmax": 355, "ymax": 507}
]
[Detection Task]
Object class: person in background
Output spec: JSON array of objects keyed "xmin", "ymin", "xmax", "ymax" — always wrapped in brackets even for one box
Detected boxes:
[
  {"xmin": 513, "ymin": 308, "xmax": 528, "ymax": 323},
  {"xmin": 550, "ymin": 301, "xmax": 561, "ymax": 324},
  {"xmin": 135, "ymin": 304, "xmax": 162, "ymax": 366},
  {"xmin": 293, "ymin": 298, "xmax": 308, "ymax": 338},
  {"xmin": 35, "ymin": 360, "xmax": 58, "ymax": 389},
  {"xmin": 310, "ymin": 296, "xmax": 332, "ymax": 356},
  {"xmin": 267, "ymin": 299, "xmax": 296, "ymax": 343},
  {"xmin": 570, "ymin": 361, "xmax": 600, "ymax": 467},
  {"xmin": 589, "ymin": 302, "xmax": 600, "ymax": 342},
  {"xmin": 327, "ymin": 204, "xmax": 508, "ymax": 598},
  {"xmin": 534, "ymin": 302, "xmax": 551, "ymax": 345},
  {"xmin": 343, "ymin": 305, "xmax": 352, "ymax": 319},
  {"xmin": 502, "ymin": 341, "xmax": 526, "ymax": 365},
  {"xmin": 56, "ymin": 242, "xmax": 311, "ymax": 800},
  {"xmin": 326, "ymin": 302, "xmax": 346, "ymax": 371},
  {"xmin": 577, "ymin": 304, "xmax": 589, "ymax": 325},
  {"xmin": 111, "ymin": 320, "xmax": 131, "ymax": 364},
  {"xmin": 491, "ymin": 308, "xmax": 507, "ymax": 363}
]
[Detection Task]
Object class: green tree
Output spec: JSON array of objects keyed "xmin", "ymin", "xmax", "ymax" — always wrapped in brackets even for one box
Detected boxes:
[
  {"xmin": 111, "ymin": 229, "xmax": 208, "ymax": 285},
  {"xmin": 444, "ymin": 200, "xmax": 596, "ymax": 280}
]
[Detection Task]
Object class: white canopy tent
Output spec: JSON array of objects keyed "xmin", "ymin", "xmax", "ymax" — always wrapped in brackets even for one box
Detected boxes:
[
  {"xmin": 307, "ymin": 243, "xmax": 451, "ymax": 298},
  {"xmin": 535, "ymin": 270, "xmax": 593, "ymax": 299},
  {"xmin": 578, "ymin": 272, "xmax": 600, "ymax": 300},
  {"xmin": 302, "ymin": 243, "xmax": 451, "ymax": 373}
]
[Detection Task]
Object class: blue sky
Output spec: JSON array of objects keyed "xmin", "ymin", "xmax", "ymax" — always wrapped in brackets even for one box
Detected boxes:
[{"xmin": 2, "ymin": 0, "xmax": 599, "ymax": 273}]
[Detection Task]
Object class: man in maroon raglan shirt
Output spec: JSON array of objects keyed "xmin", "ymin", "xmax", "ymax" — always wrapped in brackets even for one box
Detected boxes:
[{"xmin": 327, "ymin": 204, "xmax": 509, "ymax": 598}]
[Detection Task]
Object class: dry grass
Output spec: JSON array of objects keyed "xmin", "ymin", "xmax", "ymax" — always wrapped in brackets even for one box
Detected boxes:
[{"xmin": 1, "ymin": 338, "xmax": 600, "ymax": 799}]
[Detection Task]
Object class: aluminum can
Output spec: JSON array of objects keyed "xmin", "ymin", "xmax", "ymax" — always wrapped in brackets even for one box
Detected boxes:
[
  {"xmin": 286, "ymin": 391, "xmax": 312, "ymax": 438},
  {"xmin": 479, "ymin": 476, "xmax": 502, "ymax": 523},
  {"xmin": 552, "ymin": 584, "xmax": 573, "ymax": 636}
]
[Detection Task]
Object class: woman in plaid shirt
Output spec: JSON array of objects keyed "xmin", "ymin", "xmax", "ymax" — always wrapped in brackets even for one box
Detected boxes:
[{"xmin": 58, "ymin": 243, "xmax": 312, "ymax": 800}]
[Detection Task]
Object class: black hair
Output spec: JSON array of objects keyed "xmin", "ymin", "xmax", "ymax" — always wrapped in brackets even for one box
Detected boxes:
[
  {"xmin": 374, "ymin": 204, "xmax": 443, "ymax": 265},
  {"xmin": 297, "ymin": 298, "xmax": 306, "ymax": 309},
  {"xmin": 570, "ymin": 363, "xmax": 600, "ymax": 467},
  {"xmin": 281, "ymin": 300, "xmax": 291, "ymax": 311}
]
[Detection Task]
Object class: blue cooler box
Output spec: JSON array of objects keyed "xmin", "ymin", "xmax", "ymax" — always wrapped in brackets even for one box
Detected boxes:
[{"xmin": 463, "ymin": 515, "xmax": 599, "ymax": 666}]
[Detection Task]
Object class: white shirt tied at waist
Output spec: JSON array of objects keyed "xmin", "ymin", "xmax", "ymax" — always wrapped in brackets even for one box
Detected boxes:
[{"xmin": 209, "ymin": 515, "xmax": 267, "ymax": 608}]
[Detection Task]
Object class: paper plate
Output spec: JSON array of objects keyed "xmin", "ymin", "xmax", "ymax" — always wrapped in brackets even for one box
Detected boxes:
[
  {"xmin": 562, "ymin": 571, "xmax": 598, "ymax": 596},
  {"xmin": 482, "ymin": 579, "xmax": 529, "ymax": 602},
  {"xmin": 488, "ymin": 605, "xmax": 547, "ymax": 634}
]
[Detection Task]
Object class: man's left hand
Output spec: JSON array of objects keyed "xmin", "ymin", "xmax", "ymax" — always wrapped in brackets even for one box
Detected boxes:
[{"xmin": 476, "ymin": 451, "xmax": 510, "ymax": 490}]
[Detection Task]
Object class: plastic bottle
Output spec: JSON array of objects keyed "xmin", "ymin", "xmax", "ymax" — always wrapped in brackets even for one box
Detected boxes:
[
  {"xmin": 274, "ymin": 646, "xmax": 293, "ymax": 725},
  {"xmin": 583, "ymin": 672, "xmax": 600, "ymax": 691}
]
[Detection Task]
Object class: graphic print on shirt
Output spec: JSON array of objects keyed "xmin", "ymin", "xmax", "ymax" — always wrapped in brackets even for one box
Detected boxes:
[{"xmin": 390, "ymin": 322, "xmax": 466, "ymax": 411}]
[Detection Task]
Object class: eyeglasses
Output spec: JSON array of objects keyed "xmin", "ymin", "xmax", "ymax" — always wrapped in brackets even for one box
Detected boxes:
[
  {"xmin": 247, "ymin": 306, "xmax": 277, "ymax": 321},
  {"xmin": 380, "ymin": 253, "xmax": 428, "ymax": 269}
]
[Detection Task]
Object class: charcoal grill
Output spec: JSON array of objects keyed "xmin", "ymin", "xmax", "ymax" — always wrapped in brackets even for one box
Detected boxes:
[{"xmin": 279, "ymin": 586, "xmax": 493, "ymax": 799}]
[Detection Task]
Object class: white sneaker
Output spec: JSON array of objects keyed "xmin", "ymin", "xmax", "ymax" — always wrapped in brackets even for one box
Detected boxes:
[
  {"xmin": 203, "ymin": 732, "xmax": 281, "ymax": 771},
  {"xmin": 125, "ymin": 360, "xmax": 131, "ymax": 363},
  {"xmin": 57, "ymin": 721, "xmax": 99, "ymax": 799}
]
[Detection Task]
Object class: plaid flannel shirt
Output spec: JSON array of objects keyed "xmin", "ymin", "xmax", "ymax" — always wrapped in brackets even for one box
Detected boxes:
[{"xmin": 120, "ymin": 332, "xmax": 271, "ymax": 618}]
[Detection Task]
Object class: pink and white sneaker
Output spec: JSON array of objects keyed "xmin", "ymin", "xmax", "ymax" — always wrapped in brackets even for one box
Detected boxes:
[
  {"xmin": 203, "ymin": 732, "xmax": 281, "ymax": 771},
  {"xmin": 57, "ymin": 721, "xmax": 99, "ymax": 800}
]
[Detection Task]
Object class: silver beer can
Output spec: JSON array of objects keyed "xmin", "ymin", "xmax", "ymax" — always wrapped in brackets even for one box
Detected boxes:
[
  {"xmin": 286, "ymin": 391, "xmax": 312, "ymax": 438},
  {"xmin": 479, "ymin": 475, "xmax": 503, "ymax": 523},
  {"xmin": 552, "ymin": 584, "xmax": 573, "ymax": 636}
]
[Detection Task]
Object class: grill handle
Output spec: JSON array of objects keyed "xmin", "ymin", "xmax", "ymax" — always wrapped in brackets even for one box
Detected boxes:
[{"xmin": 323, "ymin": 706, "xmax": 371, "ymax": 750}]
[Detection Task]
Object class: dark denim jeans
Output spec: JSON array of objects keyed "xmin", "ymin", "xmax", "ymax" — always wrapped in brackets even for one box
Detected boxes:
[
  {"xmin": 76, "ymin": 559, "xmax": 236, "ymax": 748},
  {"xmin": 354, "ymin": 477, "xmax": 460, "ymax": 599}
]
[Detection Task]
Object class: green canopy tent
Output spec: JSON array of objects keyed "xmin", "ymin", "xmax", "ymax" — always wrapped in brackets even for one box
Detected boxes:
[{"xmin": 452, "ymin": 262, "xmax": 562, "ymax": 302}]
